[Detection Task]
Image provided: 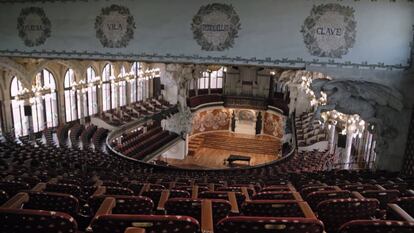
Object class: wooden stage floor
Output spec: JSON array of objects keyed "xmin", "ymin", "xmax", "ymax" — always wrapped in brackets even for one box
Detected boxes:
[{"xmin": 165, "ymin": 132, "xmax": 281, "ymax": 169}]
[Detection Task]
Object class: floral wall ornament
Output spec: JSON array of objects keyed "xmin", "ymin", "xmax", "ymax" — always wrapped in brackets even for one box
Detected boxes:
[
  {"xmin": 17, "ymin": 7, "xmax": 51, "ymax": 47},
  {"xmin": 192, "ymin": 109, "xmax": 230, "ymax": 134},
  {"xmin": 301, "ymin": 3, "xmax": 357, "ymax": 58},
  {"xmin": 263, "ymin": 112, "xmax": 284, "ymax": 138},
  {"xmin": 191, "ymin": 3, "xmax": 241, "ymax": 51},
  {"xmin": 95, "ymin": 4, "xmax": 136, "ymax": 48}
]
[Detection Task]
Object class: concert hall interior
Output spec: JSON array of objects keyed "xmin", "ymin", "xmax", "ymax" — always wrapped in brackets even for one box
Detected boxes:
[{"xmin": 0, "ymin": 0, "xmax": 413, "ymax": 233}]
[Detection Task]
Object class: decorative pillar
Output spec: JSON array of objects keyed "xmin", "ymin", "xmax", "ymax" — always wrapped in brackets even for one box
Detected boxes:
[
  {"xmin": 327, "ymin": 121, "xmax": 337, "ymax": 155},
  {"xmin": 344, "ymin": 125, "xmax": 356, "ymax": 169}
]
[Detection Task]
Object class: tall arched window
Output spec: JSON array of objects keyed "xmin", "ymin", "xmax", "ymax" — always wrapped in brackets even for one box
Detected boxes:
[
  {"xmin": 32, "ymin": 69, "xmax": 58, "ymax": 132},
  {"xmin": 197, "ymin": 67, "xmax": 224, "ymax": 95},
  {"xmin": 86, "ymin": 67, "xmax": 98, "ymax": 115},
  {"xmin": 130, "ymin": 62, "xmax": 140, "ymax": 103},
  {"xmin": 118, "ymin": 66, "xmax": 127, "ymax": 107},
  {"xmin": 64, "ymin": 68, "xmax": 78, "ymax": 122},
  {"xmin": 102, "ymin": 63, "xmax": 113, "ymax": 111},
  {"xmin": 10, "ymin": 76, "xmax": 28, "ymax": 137}
]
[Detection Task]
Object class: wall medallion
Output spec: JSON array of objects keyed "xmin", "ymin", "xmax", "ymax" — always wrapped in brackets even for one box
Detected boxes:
[
  {"xmin": 17, "ymin": 7, "xmax": 51, "ymax": 47},
  {"xmin": 95, "ymin": 4, "xmax": 135, "ymax": 48},
  {"xmin": 191, "ymin": 3, "xmax": 241, "ymax": 51},
  {"xmin": 301, "ymin": 3, "xmax": 357, "ymax": 58}
]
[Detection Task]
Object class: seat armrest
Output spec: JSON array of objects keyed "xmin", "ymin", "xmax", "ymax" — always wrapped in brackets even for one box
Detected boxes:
[
  {"xmin": 157, "ymin": 190, "xmax": 170, "ymax": 211},
  {"xmin": 125, "ymin": 227, "xmax": 146, "ymax": 233},
  {"xmin": 241, "ymin": 187, "xmax": 250, "ymax": 201},
  {"xmin": 298, "ymin": 201, "xmax": 317, "ymax": 219},
  {"xmin": 352, "ymin": 191, "xmax": 365, "ymax": 199},
  {"xmin": 31, "ymin": 182, "xmax": 46, "ymax": 192},
  {"xmin": 0, "ymin": 192, "xmax": 29, "ymax": 209},
  {"xmin": 95, "ymin": 197, "xmax": 116, "ymax": 216},
  {"xmin": 292, "ymin": 192, "xmax": 304, "ymax": 201},
  {"xmin": 387, "ymin": 203, "xmax": 414, "ymax": 222},
  {"xmin": 201, "ymin": 199, "xmax": 214, "ymax": 233},
  {"xmin": 192, "ymin": 185, "xmax": 199, "ymax": 199},
  {"xmin": 93, "ymin": 186, "xmax": 106, "ymax": 196},
  {"xmin": 227, "ymin": 191, "xmax": 239, "ymax": 214}
]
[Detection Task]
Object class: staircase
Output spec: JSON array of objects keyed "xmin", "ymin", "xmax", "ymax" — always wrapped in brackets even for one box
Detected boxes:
[
  {"xmin": 189, "ymin": 133, "xmax": 280, "ymax": 155},
  {"xmin": 188, "ymin": 135, "xmax": 204, "ymax": 156}
]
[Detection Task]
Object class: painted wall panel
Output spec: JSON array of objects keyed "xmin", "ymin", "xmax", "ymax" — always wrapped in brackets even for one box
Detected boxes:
[{"xmin": 0, "ymin": 0, "xmax": 412, "ymax": 69}]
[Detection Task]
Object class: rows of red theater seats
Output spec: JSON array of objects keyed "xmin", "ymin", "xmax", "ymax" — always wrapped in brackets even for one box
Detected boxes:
[
  {"xmin": 80, "ymin": 125, "xmax": 97, "ymax": 148},
  {"xmin": 0, "ymin": 135, "xmax": 413, "ymax": 232},
  {"xmin": 115, "ymin": 125, "xmax": 178, "ymax": 160}
]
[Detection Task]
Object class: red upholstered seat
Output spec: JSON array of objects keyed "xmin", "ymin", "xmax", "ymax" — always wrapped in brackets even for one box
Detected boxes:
[
  {"xmin": 252, "ymin": 191, "xmax": 296, "ymax": 200},
  {"xmin": 338, "ymin": 220, "xmax": 414, "ymax": 233},
  {"xmin": 104, "ymin": 186, "xmax": 134, "ymax": 195},
  {"xmin": 44, "ymin": 183, "xmax": 82, "ymax": 200},
  {"xmin": 361, "ymin": 189, "xmax": 400, "ymax": 209},
  {"xmin": 301, "ymin": 185, "xmax": 339, "ymax": 198},
  {"xmin": 217, "ymin": 186, "xmax": 255, "ymax": 196},
  {"xmin": 306, "ymin": 190, "xmax": 352, "ymax": 210},
  {"xmin": 241, "ymin": 200, "xmax": 305, "ymax": 217},
  {"xmin": 0, "ymin": 181, "xmax": 30, "ymax": 197},
  {"xmin": 165, "ymin": 198, "xmax": 231, "ymax": 223},
  {"xmin": 90, "ymin": 214, "xmax": 200, "ymax": 233},
  {"xmin": 316, "ymin": 198, "xmax": 380, "ymax": 233},
  {"xmin": 199, "ymin": 191, "xmax": 245, "ymax": 206},
  {"xmin": 88, "ymin": 195, "xmax": 153, "ymax": 215},
  {"xmin": 24, "ymin": 191, "xmax": 79, "ymax": 217},
  {"xmin": 142, "ymin": 189, "xmax": 190, "ymax": 210},
  {"xmin": 0, "ymin": 189, "xmax": 9, "ymax": 205},
  {"xmin": 0, "ymin": 208, "xmax": 78, "ymax": 233},
  {"xmin": 128, "ymin": 183, "xmax": 165, "ymax": 195},
  {"xmin": 341, "ymin": 184, "xmax": 381, "ymax": 192},
  {"xmin": 216, "ymin": 216, "xmax": 324, "ymax": 233}
]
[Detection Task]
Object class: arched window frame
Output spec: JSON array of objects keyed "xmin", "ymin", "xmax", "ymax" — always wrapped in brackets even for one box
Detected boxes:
[
  {"xmin": 64, "ymin": 68, "xmax": 78, "ymax": 122},
  {"xmin": 86, "ymin": 66, "xmax": 98, "ymax": 115},
  {"xmin": 102, "ymin": 63, "xmax": 113, "ymax": 111},
  {"xmin": 10, "ymin": 76, "xmax": 28, "ymax": 137}
]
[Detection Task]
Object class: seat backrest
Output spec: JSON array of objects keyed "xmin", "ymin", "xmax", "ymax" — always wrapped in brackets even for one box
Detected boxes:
[
  {"xmin": 165, "ymin": 198, "xmax": 231, "ymax": 224},
  {"xmin": 217, "ymin": 186, "xmax": 255, "ymax": 196},
  {"xmin": 44, "ymin": 183, "xmax": 82, "ymax": 199},
  {"xmin": 216, "ymin": 216, "xmax": 324, "ymax": 233},
  {"xmin": 128, "ymin": 183, "xmax": 165, "ymax": 195},
  {"xmin": 88, "ymin": 195, "xmax": 153, "ymax": 215},
  {"xmin": 301, "ymin": 186, "xmax": 338, "ymax": 198},
  {"xmin": 24, "ymin": 191, "xmax": 79, "ymax": 217},
  {"xmin": 90, "ymin": 214, "xmax": 200, "ymax": 233},
  {"xmin": 317, "ymin": 198, "xmax": 379, "ymax": 233},
  {"xmin": 252, "ymin": 191, "xmax": 296, "ymax": 200},
  {"xmin": 306, "ymin": 190, "xmax": 351, "ymax": 209},
  {"xmin": 241, "ymin": 200, "xmax": 305, "ymax": 217},
  {"xmin": 0, "ymin": 181, "xmax": 30, "ymax": 197},
  {"xmin": 361, "ymin": 190, "xmax": 400, "ymax": 209},
  {"xmin": 339, "ymin": 220, "xmax": 414, "ymax": 233},
  {"xmin": 0, "ymin": 208, "xmax": 78, "ymax": 233},
  {"xmin": 341, "ymin": 184, "xmax": 380, "ymax": 192},
  {"xmin": 199, "ymin": 191, "xmax": 245, "ymax": 206},
  {"xmin": 104, "ymin": 186, "xmax": 134, "ymax": 196},
  {"xmin": 142, "ymin": 189, "xmax": 190, "ymax": 209}
]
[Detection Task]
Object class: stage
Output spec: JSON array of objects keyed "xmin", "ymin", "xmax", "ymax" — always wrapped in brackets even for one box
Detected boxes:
[{"xmin": 165, "ymin": 132, "xmax": 281, "ymax": 169}]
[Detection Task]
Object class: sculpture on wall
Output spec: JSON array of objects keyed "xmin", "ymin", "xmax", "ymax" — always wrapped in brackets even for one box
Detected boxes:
[
  {"xmin": 255, "ymin": 112, "xmax": 262, "ymax": 135},
  {"xmin": 310, "ymin": 79, "xmax": 404, "ymax": 152}
]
